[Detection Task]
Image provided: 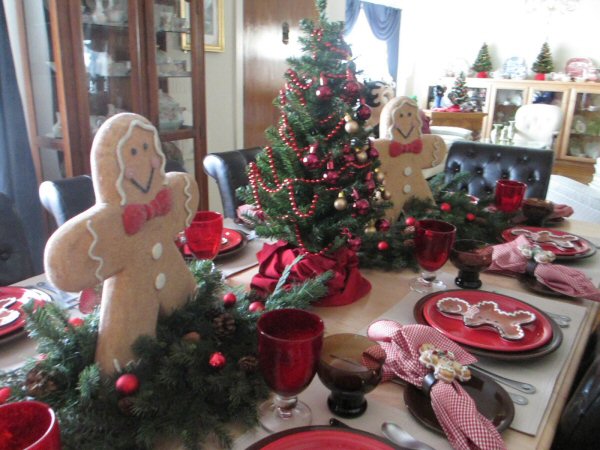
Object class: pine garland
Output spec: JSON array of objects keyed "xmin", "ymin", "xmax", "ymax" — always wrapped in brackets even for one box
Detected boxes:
[{"xmin": 0, "ymin": 260, "xmax": 331, "ymax": 450}]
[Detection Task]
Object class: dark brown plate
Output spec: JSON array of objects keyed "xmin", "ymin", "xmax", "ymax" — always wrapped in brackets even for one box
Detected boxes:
[
  {"xmin": 246, "ymin": 425, "xmax": 404, "ymax": 449},
  {"xmin": 518, "ymin": 275, "xmax": 570, "ymax": 298},
  {"xmin": 413, "ymin": 293, "xmax": 563, "ymax": 360},
  {"xmin": 404, "ymin": 369, "xmax": 514, "ymax": 434}
]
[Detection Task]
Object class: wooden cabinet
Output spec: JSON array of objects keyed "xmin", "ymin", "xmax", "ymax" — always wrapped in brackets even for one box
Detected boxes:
[
  {"xmin": 428, "ymin": 78, "xmax": 600, "ymax": 184},
  {"xmin": 21, "ymin": 0, "xmax": 208, "ymax": 209}
]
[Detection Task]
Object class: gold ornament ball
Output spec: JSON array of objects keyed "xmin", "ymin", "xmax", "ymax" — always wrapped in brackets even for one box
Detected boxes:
[
  {"xmin": 365, "ymin": 224, "xmax": 377, "ymax": 234},
  {"xmin": 383, "ymin": 189, "xmax": 392, "ymax": 200},
  {"xmin": 345, "ymin": 120, "xmax": 359, "ymax": 134},
  {"xmin": 334, "ymin": 197, "xmax": 348, "ymax": 210},
  {"xmin": 355, "ymin": 151, "xmax": 368, "ymax": 163},
  {"xmin": 375, "ymin": 170, "xmax": 385, "ymax": 182}
]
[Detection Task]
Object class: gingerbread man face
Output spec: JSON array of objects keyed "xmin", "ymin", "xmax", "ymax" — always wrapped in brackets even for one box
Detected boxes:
[
  {"xmin": 45, "ymin": 113, "xmax": 199, "ymax": 374},
  {"xmin": 373, "ymin": 96, "xmax": 447, "ymax": 222}
]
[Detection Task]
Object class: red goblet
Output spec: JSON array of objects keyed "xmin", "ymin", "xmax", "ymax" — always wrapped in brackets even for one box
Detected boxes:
[
  {"xmin": 409, "ymin": 219, "xmax": 457, "ymax": 293},
  {"xmin": 495, "ymin": 180, "xmax": 527, "ymax": 213},
  {"xmin": 183, "ymin": 211, "xmax": 223, "ymax": 260},
  {"xmin": 257, "ymin": 308, "xmax": 324, "ymax": 433}
]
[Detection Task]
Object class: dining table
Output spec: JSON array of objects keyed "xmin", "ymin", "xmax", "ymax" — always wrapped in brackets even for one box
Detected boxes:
[{"xmin": 2, "ymin": 218, "xmax": 599, "ymax": 450}]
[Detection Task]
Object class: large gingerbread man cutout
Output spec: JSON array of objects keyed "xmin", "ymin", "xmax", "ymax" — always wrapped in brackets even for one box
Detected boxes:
[
  {"xmin": 44, "ymin": 113, "xmax": 199, "ymax": 374},
  {"xmin": 373, "ymin": 96, "xmax": 447, "ymax": 222}
]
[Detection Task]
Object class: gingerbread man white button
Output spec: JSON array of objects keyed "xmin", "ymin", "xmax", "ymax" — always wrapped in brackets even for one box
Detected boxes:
[
  {"xmin": 403, "ymin": 184, "xmax": 412, "ymax": 194},
  {"xmin": 152, "ymin": 242, "xmax": 163, "ymax": 260},
  {"xmin": 404, "ymin": 166, "xmax": 413, "ymax": 176},
  {"xmin": 155, "ymin": 273, "xmax": 166, "ymax": 290}
]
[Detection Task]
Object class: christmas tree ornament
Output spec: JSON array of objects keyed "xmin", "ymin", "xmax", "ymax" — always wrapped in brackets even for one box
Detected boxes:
[
  {"xmin": 353, "ymin": 199, "xmax": 370, "ymax": 215},
  {"xmin": 355, "ymin": 150, "xmax": 368, "ymax": 163},
  {"xmin": 323, "ymin": 161, "xmax": 341, "ymax": 184},
  {"xmin": 374, "ymin": 168, "xmax": 385, "ymax": 182},
  {"xmin": 209, "ymin": 352, "xmax": 226, "ymax": 369},
  {"xmin": 382, "ymin": 189, "xmax": 392, "ymax": 200},
  {"xmin": 376, "ymin": 218, "xmax": 391, "ymax": 232},
  {"xmin": 466, "ymin": 213, "xmax": 476, "ymax": 222},
  {"xmin": 368, "ymin": 146, "xmax": 379, "ymax": 159},
  {"xmin": 213, "ymin": 313, "xmax": 236, "ymax": 338},
  {"xmin": 345, "ymin": 119, "xmax": 360, "ymax": 134},
  {"xmin": 347, "ymin": 236, "xmax": 362, "ymax": 251},
  {"xmin": 315, "ymin": 74, "xmax": 333, "ymax": 102},
  {"xmin": 223, "ymin": 292, "xmax": 237, "ymax": 307},
  {"xmin": 0, "ymin": 386, "xmax": 11, "ymax": 404},
  {"xmin": 182, "ymin": 331, "xmax": 201, "ymax": 343},
  {"xmin": 343, "ymin": 153, "xmax": 356, "ymax": 163},
  {"xmin": 68, "ymin": 317, "xmax": 84, "ymax": 327},
  {"xmin": 115, "ymin": 373, "xmax": 139, "ymax": 396},
  {"xmin": 377, "ymin": 241, "xmax": 389, "ymax": 251},
  {"xmin": 440, "ymin": 202, "xmax": 452, "ymax": 212},
  {"xmin": 471, "ymin": 42, "xmax": 493, "ymax": 77},
  {"xmin": 364, "ymin": 221, "xmax": 377, "ymax": 234},
  {"xmin": 249, "ymin": 301, "xmax": 265, "ymax": 313},
  {"xmin": 342, "ymin": 143, "xmax": 352, "ymax": 153},
  {"xmin": 356, "ymin": 103, "xmax": 372, "ymax": 121},
  {"xmin": 334, "ymin": 191, "xmax": 348, "ymax": 210},
  {"xmin": 405, "ymin": 216, "xmax": 416, "ymax": 226}
]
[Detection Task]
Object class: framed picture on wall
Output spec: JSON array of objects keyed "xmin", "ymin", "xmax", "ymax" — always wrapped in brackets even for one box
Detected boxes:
[{"xmin": 181, "ymin": 0, "xmax": 224, "ymax": 53}]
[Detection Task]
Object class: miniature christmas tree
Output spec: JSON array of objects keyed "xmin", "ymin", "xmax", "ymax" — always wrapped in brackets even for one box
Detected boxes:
[
  {"xmin": 472, "ymin": 43, "xmax": 493, "ymax": 77},
  {"xmin": 240, "ymin": 0, "xmax": 386, "ymax": 305},
  {"xmin": 447, "ymin": 72, "xmax": 469, "ymax": 110},
  {"xmin": 532, "ymin": 42, "xmax": 554, "ymax": 80}
]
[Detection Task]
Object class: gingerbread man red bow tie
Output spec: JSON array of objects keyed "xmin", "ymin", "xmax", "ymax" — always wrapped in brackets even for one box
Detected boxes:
[
  {"xmin": 389, "ymin": 138, "xmax": 423, "ymax": 157},
  {"xmin": 122, "ymin": 187, "xmax": 172, "ymax": 235}
]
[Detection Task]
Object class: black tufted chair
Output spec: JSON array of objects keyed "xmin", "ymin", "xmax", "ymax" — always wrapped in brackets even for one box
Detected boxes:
[
  {"xmin": 0, "ymin": 193, "xmax": 34, "ymax": 285},
  {"xmin": 443, "ymin": 141, "xmax": 554, "ymax": 199},
  {"xmin": 39, "ymin": 175, "xmax": 96, "ymax": 227},
  {"xmin": 203, "ymin": 147, "xmax": 262, "ymax": 218}
]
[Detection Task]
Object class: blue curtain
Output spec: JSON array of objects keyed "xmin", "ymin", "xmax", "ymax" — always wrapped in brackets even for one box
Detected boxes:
[
  {"xmin": 0, "ymin": 2, "xmax": 44, "ymax": 273},
  {"xmin": 345, "ymin": 0, "xmax": 401, "ymax": 81}
]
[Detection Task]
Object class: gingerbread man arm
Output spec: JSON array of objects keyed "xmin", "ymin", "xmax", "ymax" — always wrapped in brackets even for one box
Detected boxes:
[
  {"xmin": 419, "ymin": 135, "xmax": 447, "ymax": 170},
  {"xmin": 44, "ymin": 205, "xmax": 127, "ymax": 292},
  {"xmin": 164, "ymin": 171, "xmax": 199, "ymax": 235}
]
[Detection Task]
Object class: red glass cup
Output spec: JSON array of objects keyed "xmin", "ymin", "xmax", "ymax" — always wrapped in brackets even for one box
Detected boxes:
[
  {"xmin": 184, "ymin": 211, "xmax": 223, "ymax": 260},
  {"xmin": 495, "ymin": 180, "xmax": 527, "ymax": 213},
  {"xmin": 0, "ymin": 401, "xmax": 61, "ymax": 449},
  {"xmin": 257, "ymin": 308, "xmax": 324, "ymax": 433},
  {"xmin": 409, "ymin": 219, "xmax": 456, "ymax": 293}
]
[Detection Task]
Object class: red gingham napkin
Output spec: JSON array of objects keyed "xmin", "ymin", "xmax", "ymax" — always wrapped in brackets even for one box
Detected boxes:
[
  {"xmin": 487, "ymin": 235, "xmax": 600, "ymax": 301},
  {"xmin": 367, "ymin": 321, "xmax": 506, "ymax": 450}
]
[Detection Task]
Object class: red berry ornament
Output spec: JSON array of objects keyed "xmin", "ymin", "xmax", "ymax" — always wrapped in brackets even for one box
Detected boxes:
[
  {"xmin": 68, "ymin": 317, "xmax": 84, "ymax": 327},
  {"xmin": 347, "ymin": 236, "xmax": 362, "ymax": 251},
  {"xmin": 249, "ymin": 301, "xmax": 265, "ymax": 313},
  {"xmin": 209, "ymin": 352, "xmax": 226, "ymax": 369},
  {"xmin": 343, "ymin": 80, "xmax": 361, "ymax": 102},
  {"xmin": 405, "ymin": 216, "xmax": 416, "ymax": 226},
  {"xmin": 440, "ymin": 202, "xmax": 452, "ymax": 213},
  {"xmin": 0, "ymin": 387, "xmax": 11, "ymax": 404},
  {"xmin": 315, "ymin": 84, "xmax": 333, "ymax": 101},
  {"xmin": 356, "ymin": 104, "xmax": 372, "ymax": 121},
  {"xmin": 466, "ymin": 213, "xmax": 476, "ymax": 222},
  {"xmin": 223, "ymin": 292, "xmax": 237, "ymax": 307},
  {"xmin": 302, "ymin": 152, "xmax": 320, "ymax": 169},
  {"xmin": 353, "ymin": 199, "xmax": 370, "ymax": 215},
  {"xmin": 377, "ymin": 241, "xmax": 389, "ymax": 251},
  {"xmin": 376, "ymin": 218, "xmax": 391, "ymax": 232},
  {"xmin": 116, "ymin": 374, "xmax": 139, "ymax": 395}
]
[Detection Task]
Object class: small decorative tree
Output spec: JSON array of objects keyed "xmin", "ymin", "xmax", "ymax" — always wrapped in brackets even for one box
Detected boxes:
[
  {"xmin": 472, "ymin": 43, "xmax": 493, "ymax": 77},
  {"xmin": 447, "ymin": 72, "xmax": 469, "ymax": 110},
  {"xmin": 532, "ymin": 42, "xmax": 554, "ymax": 80}
]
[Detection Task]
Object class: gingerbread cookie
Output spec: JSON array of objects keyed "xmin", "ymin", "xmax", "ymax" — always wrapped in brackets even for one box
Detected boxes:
[
  {"xmin": 418, "ymin": 343, "xmax": 471, "ymax": 383},
  {"xmin": 44, "ymin": 113, "xmax": 199, "ymax": 374},
  {"xmin": 437, "ymin": 297, "xmax": 536, "ymax": 340},
  {"xmin": 372, "ymin": 97, "xmax": 447, "ymax": 222},
  {"xmin": 0, "ymin": 298, "xmax": 20, "ymax": 327}
]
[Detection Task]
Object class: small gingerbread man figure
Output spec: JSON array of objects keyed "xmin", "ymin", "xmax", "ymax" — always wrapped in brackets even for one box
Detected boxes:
[
  {"xmin": 44, "ymin": 113, "xmax": 199, "ymax": 374},
  {"xmin": 372, "ymin": 96, "xmax": 447, "ymax": 222}
]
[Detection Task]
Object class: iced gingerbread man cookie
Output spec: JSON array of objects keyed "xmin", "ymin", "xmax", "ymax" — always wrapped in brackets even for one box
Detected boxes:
[
  {"xmin": 372, "ymin": 96, "xmax": 447, "ymax": 222},
  {"xmin": 44, "ymin": 113, "xmax": 199, "ymax": 374}
]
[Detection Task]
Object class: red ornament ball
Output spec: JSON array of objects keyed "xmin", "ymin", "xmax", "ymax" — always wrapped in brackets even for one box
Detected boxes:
[
  {"xmin": 347, "ymin": 236, "xmax": 362, "ymax": 251},
  {"xmin": 405, "ymin": 216, "xmax": 416, "ymax": 226},
  {"xmin": 323, "ymin": 170, "xmax": 340, "ymax": 184},
  {"xmin": 223, "ymin": 292, "xmax": 237, "ymax": 307},
  {"xmin": 315, "ymin": 85, "xmax": 333, "ymax": 101},
  {"xmin": 68, "ymin": 317, "xmax": 84, "ymax": 327},
  {"xmin": 209, "ymin": 352, "xmax": 227, "ymax": 369},
  {"xmin": 302, "ymin": 153, "xmax": 320, "ymax": 169},
  {"xmin": 377, "ymin": 241, "xmax": 389, "ymax": 251},
  {"xmin": 343, "ymin": 80, "xmax": 361, "ymax": 101},
  {"xmin": 440, "ymin": 202, "xmax": 452, "ymax": 213},
  {"xmin": 466, "ymin": 213, "xmax": 476, "ymax": 222},
  {"xmin": 115, "ymin": 374, "xmax": 139, "ymax": 395},
  {"xmin": 0, "ymin": 387, "xmax": 11, "ymax": 404},
  {"xmin": 356, "ymin": 104, "xmax": 372, "ymax": 121},
  {"xmin": 376, "ymin": 218, "xmax": 391, "ymax": 232},
  {"xmin": 249, "ymin": 301, "xmax": 265, "ymax": 313},
  {"xmin": 368, "ymin": 147, "xmax": 379, "ymax": 159},
  {"xmin": 353, "ymin": 199, "xmax": 370, "ymax": 215}
]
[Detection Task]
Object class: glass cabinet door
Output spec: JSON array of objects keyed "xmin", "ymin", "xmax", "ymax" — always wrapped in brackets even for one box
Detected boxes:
[
  {"xmin": 565, "ymin": 91, "xmax": 600, "ymax": 160},
  {"xmin": 490, "ymin": 86, "xmax": 527, "ymax": 126}
]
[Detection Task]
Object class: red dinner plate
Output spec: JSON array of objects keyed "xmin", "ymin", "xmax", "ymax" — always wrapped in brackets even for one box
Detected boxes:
[
  {"xmin": 219, "ymin": 228, "xmax": 244, "ymax": 254},
  {"xmin": 0, "ymin": 287, "xmax": 48, "ymax": 338},
  {"xmin": 246, "ymin": 426, "xmax": 401, "ymax": 450},
  {"xmin": 420, "ymin": 289, "xmax": 553, "ymax": 352},
  {"xmin": 501, "ymin": 226, "xmax": 592, "ymax": 257}
]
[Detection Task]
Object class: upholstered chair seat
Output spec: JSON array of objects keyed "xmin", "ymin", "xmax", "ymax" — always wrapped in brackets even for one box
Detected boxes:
[{"xmin": 512, "ymin": 104, "xmax": 563, "ymax": 150}]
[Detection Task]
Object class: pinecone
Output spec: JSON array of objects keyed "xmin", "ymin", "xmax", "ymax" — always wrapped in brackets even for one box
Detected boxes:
[
  {"xmin": 25, "ymin": 367, "xmax": 58, "ymax": 398},
  {"xmin": 118, "ymin": 396, "xmax": 135, "ymax": 416},
  {"xmin": 238, "ymin": 355, "xmax": 259, "ymax": 373},
  {"xmin": 213, "ymin": 313, "xmax": 236, "ymax": 338},
  {"xmin": 204, "ymin": 306, "xmax": 223, "ymax": 321}
]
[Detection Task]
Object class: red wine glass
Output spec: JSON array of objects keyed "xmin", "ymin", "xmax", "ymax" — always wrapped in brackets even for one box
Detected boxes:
[
  {"xmin": 409, "ymin": 219, "xmax": 456, "ymax": 293},
  {"xmin": 257, "ymin": 308, "xmax": 324, "ymax": 433},
  {"xmin": 495, "ymin": 180, "xmax": 527, "ymax": 213},
  {"xmin": 183, "ymin": 211, "xmax": 223, "ymax": 260}
]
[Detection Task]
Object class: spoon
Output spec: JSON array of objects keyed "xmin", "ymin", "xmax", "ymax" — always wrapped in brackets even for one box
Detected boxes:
[
  {"xmin": 381, "ymin": 422, "xmax": 437, "ymax": 450},
  {"xmin": 471, "ymin": 365, "xmax": 536, "ymax": 394}
]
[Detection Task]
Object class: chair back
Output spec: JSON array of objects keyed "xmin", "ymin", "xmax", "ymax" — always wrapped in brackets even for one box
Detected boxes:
[
  {"xmin": 0, "ymin": 193, "xmax": 34, "ymax": 285},
  {"xmin": 39, "ymin": 175, "xmax": 95, "ymax": 227},
  {"xmin": 443, "ymin": 141, "xmax": 554, "ymax": 199},
  {"xmin": 513, "ymin": 104, "xmax": 563, "ymax": 149},
  {"xmin": 203, "ymin": 147, "xmax": 262, "ymax": 218}
]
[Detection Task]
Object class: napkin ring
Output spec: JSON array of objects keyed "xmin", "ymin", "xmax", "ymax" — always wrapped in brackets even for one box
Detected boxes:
[
  {"xmin": 525, "ymin": 260, "xmax": 538, "ymax": 277},
  {"xmin": 418, "ymin": 343, "xmax": 471, "ymax": 386},
  {"xmin": 422, "ymin": 372, "xmax": 437, "ymax": 398}
]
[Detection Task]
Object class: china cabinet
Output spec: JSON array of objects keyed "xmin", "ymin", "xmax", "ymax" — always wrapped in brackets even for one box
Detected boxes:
[
  {"xmin": 427, "ymin": 78, "xmax": 600, "ymax": 184},
  {"xmin": 21, "ymin": 0, "xmax": 208, "ymax": 209}
]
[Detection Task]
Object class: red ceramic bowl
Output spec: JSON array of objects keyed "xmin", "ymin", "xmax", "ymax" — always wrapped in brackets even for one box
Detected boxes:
[{"xmin": 0, "ymin": 401, "xmax": 61, "ymax": 449}]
